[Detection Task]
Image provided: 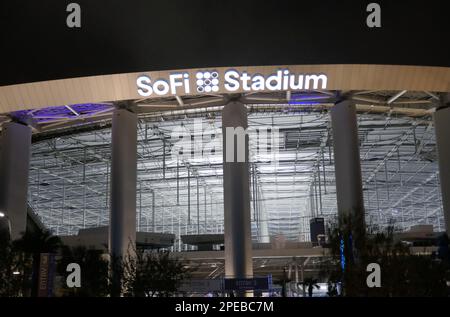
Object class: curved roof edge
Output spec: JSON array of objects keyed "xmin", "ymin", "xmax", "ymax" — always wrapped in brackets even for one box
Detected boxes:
[{"xmin": 1, "ymin": 64, "xmax": 449, "ymax": 114}]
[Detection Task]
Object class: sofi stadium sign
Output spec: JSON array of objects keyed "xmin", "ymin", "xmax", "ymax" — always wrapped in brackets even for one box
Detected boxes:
[{"xmin": 136, "ymin": 69, "xmax": 328, "ymax": 97}]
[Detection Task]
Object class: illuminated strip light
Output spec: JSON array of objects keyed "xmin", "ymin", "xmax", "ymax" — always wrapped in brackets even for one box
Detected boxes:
[
  {"xmin": 289, "ymin": 94, "xmax": 329, "ymax": 105},
  {"xmin": 340, "ymin": 236, "xmax": 346, "ymax": 271}
]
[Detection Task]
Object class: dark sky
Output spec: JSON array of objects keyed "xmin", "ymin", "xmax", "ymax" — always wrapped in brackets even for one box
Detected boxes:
[{"xmin": 1, "ymin": 0, "xmax": 449, "ymax": 85}]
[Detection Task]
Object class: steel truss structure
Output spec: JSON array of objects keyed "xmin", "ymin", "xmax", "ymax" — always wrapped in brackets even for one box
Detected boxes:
[{"xmin": 14, "ymin": 90, "xmax": 443, "ymax": 251}]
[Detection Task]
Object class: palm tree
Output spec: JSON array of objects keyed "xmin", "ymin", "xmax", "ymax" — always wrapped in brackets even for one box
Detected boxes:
[
  {"xmin": 0, "ymin": 227, "xmax": 33, "ymax": 296},
  {"xmin": 13, "ymin": 229, "xmax": 62, "ymax": 296}
]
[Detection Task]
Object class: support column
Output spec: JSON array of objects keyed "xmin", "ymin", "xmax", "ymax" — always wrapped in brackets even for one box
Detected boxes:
[
  {"xmin": 330, "ymin": 99, "xmax": 365, "ymax": 232},
  {"xmin": 0, "ymin": 122, "xmax": 32, "ymax": 240},
  {"xmin": 434, "ymin": 93, "xmax": 450, "ymax": 233},
  {"xmin": 222, "ymin": 101, "xmax": 253, "ymax": 288},
  {"xmin": 109, "ymin": 108, "xmax": 137, "ymax": 260}
]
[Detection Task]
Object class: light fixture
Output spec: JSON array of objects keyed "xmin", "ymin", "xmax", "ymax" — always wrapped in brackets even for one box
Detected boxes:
[
  {"xmin": 0, "ymin": 212, "xmax": 5, "ymax": 218},
  {"xmin": 13, "ymin": 271, "xmax": 20, "ymax": 275}
]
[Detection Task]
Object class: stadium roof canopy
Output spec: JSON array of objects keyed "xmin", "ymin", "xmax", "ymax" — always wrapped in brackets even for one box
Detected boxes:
[{"xmin": 1, "ymin": 89, "xmax": 443, "ymax": 250}]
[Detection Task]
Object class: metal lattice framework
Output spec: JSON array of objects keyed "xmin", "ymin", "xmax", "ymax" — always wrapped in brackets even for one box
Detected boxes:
[{"xmin": 13, "ymin": 90, "xmax": 444, "ymax": 252}]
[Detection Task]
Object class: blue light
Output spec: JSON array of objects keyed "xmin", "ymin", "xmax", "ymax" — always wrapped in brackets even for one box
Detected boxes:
[{"xmin": 340, "ymin": 237, "xmax": 346, "ymax": 271}]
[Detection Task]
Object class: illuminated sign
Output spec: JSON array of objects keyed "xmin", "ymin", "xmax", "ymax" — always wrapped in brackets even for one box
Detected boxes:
[
  {"xmin": 137, "ymin": 73, "xmax": 191, "ymax": 96},
  {"xmin": 137, "ymin": 69, "xmax": 328, "ymax": 97}
]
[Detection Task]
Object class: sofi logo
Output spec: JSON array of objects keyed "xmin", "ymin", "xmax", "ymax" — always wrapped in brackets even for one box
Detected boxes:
[
  {"xmin": 137, "ymin": 73, "xmax": 190, "ymax": 97},
  {"xmin": 137, "ymin": 69, "xmax": 327, "ymax": 97}
]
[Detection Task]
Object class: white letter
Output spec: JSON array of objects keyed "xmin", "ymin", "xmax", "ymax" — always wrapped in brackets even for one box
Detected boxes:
[
  {"xmin": 304, "ymin": 74, "xmax": 327, "ymax": 89},
  {"xmin": 366, "ymin": 263, "xmax": 381, "ymax": 288},
  {"xmin": 282, "ymin": 70, "xmax": 290, "ymax": 90},
  {"xmin": 137, "ymin": 76, "xmax": 153, "ymax": 97},
  {"xmin": 266, "ymin": 71, "xmax": 282, "ymax": 91},
  {"xmin": 183, "ymin": 73, "xmax": 190, "ymax": 94},
  {"xmin": 289, "ymin": 74, "xmax": 304, "ymax": 90},
  {"xmin": 251, "ymin": 75, "xmax": 265, "ymax": 91},
  {"xmin": 169, "ymin": 73, "xmax": 184, "ymax": 94},
  {"xmin": 225, "ymin": 127, "xmax": 248, "ymax": 162},
  {"xmin": 66, "ymin": 263, "xmax": 81, "ymax": 288},
  {"xmin": 66, "ymin": 3, "xmax": 81, "ymax": 28},
  {"xmin": 224, "ymin": 70, "xmax": 240, "ymax": 92},
  {"xmin": 153, "ymin": 80, "xmax": 170, "ymax": 95},
  {"xmin": 366, "ymin": 3, "xmax": 381, "ymax": 28},
  {"xmin": 241, "ymin": 72, "xmax": 252, "ymax": 91}
]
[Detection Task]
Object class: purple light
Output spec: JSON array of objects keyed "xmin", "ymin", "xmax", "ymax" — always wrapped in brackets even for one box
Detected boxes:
[
  {"xmin": 10, "ymin": 103, "xmax": 111, "ymax": 123},
  {"xmin": 289, "ymin": 93, "xmax": 329, "ymax": 106},
  {"xmin": 288, "ymin": 101, "xmax": 322, "ymax": 105}
]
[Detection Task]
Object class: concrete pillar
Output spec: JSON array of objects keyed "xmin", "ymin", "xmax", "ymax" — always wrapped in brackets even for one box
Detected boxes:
[
  {"xmin": 0, "ymin": 122, "xmax": 32, "ymax": 240},
  {"xmin": 434, "ymin": 93, "xmax": 450, "ymax": 233},
  {"xmin": 222, "ymin": 101, "xmax": 253, "ymax": 288},
  {"xmin": 330, "ymin": 99, "xmax": 365, "ymax": 231},
  {"xmin": 109, "ymin": 108, "xmax": 137, "ymax": 259}
]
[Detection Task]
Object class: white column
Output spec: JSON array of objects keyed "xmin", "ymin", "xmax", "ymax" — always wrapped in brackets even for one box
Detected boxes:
[
  {"xmin": 0, "ymin": 122, "xmax": 31, "ymax": 240},
  {"xmin": 109, "ymin": 109, "xmax": 137, "ymax": 259},
  {"xmin": 330, "ymin": 100, "xmax": 365, "ymax": 230},
  {"xmin": 222, "ymin": 101, "xmax": 253, "ymax": 287},
  {"xmin": 434, "ymin": 93, "xmax": 450, "ymax": 233}
]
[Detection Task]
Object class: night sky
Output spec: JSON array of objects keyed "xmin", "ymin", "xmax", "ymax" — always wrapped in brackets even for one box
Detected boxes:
[{"xmin": 1, "ymin": 0, "xmax": 449, "ymax": 85}]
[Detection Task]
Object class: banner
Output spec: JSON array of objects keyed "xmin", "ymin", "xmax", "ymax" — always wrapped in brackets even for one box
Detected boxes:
[{"xmin": 37, "ymin": 253, "xmax": 56, "ymax": 297}]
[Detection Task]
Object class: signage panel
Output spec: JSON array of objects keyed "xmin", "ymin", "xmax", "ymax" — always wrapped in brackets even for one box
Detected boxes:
[{"xmin": 224, "ymin": 277, "xmax": 271, "ymax": 291}]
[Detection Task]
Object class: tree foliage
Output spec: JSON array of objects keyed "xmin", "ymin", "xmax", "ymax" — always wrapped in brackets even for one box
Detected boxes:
[
  {"xmin": 13, "ymin": 229, "xmax": 62, "ymax": 297},
  {"xmin": 121, "ymin": 248, "xmax": 192, "ymax": 297},
  {"xmin": 321, "ymin": 215, "xmax": 450, "ymax": 297},
  {"xmin": 0, "ymin": 232, "xmax": 33, "ymax": 296}
]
